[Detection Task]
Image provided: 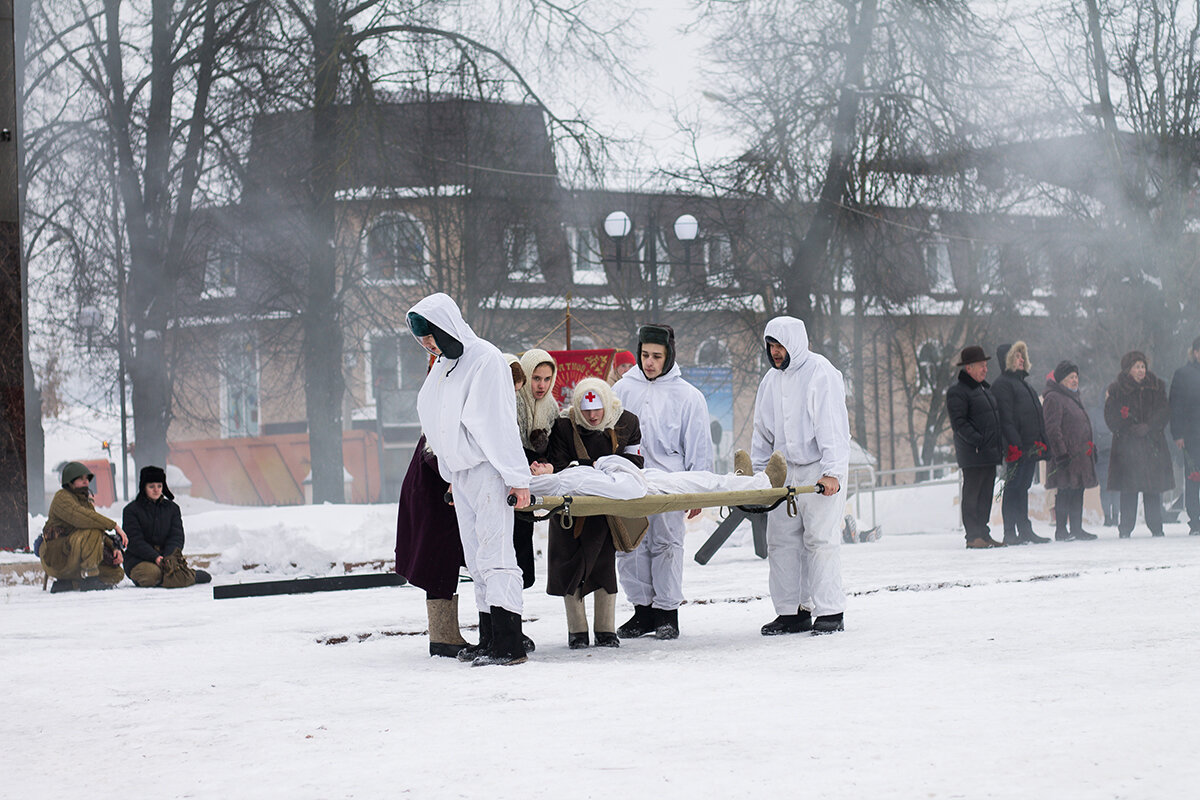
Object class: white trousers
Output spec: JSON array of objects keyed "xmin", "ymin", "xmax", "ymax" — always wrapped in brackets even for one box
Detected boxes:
[
  {"xmin": 617, "ymin": 510, "xmax": 686, "ymax": 611},
  {"xmin": 529, "ymin": 456, "xmax": 770, "ymax": 500},
  {"xmin": 447, "ymin": 464, "xmax": 523, "ymax": 615},
  {"xmin": 765, "ymin": 461, "xmax": 846, "ymax": 618}
]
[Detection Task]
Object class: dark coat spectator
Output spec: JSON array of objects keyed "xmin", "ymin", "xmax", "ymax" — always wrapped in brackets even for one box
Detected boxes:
[
  {"xmin": 1168, "ymin": 337, "xmax": 1200, "ymax": 533},
  {"xmin": 1043, "ymin": 375, "xmax": 1098, "ymax": 490},
  {"xmin": 1104, "ymin": 352, "xmax": 1174, "ymax": 493},
  {"xmin": 993, "ymin": 342, "xmax": 1047, "ymax": 459},
  {"xmin": 122, "ymin": 466, "xmax": 206, "ymax": 588},
  {"xmin": 947, "ymin": 365, "xmax": 1003, "ymax": 468}
]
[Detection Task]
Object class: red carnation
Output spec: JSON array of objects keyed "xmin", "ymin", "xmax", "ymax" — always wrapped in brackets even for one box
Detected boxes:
[
  {"xmin": 1120, "ymin": 406, "xmax": 1130, "ymax": 419},
  {"xmin": 1006, "ymin": 444, "xmax": 1022, "ymax": 463},
  {"xmin": 1189, "ymin": 471, "xmax": 1200, "ymax": 483},
  {"xmin": 1086, "ymin": 441, "xmax": 1095, "ymax": 456},
  {"xmin": 1034, "ymin": 440, "xmax": 1048, "ymax": 455}
]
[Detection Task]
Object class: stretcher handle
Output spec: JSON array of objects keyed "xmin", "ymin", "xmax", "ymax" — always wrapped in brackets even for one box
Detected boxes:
[{"xmin": 506, "ymin": 493, "xmax": 542, "ymax": 507}]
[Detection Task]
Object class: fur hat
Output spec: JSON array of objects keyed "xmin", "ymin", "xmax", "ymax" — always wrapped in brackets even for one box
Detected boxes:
[
  {"xmin": 1004, "ymin": 341, "xmax": 1030, "ymax": 372},
  {"xmin": 1053, "ymin": 360, "xmax": 1078, "ymax": 383},
  {"xmin": 1121, "ymin": 350, "xmax": 1148, "ymax": 374},
  {"xmin": 138, "ymin": 465, "xmax": 174, "ymax": 501},
  {"xmin": 60, "ymin": 461, "xmax": 93, "ymax": 488},
  {"xmin": 636, "ymin": 324, "xmax": 677, "ymax": 378},
  {"xmin": 956, "ymin": 345, "xmax": 990, "ymax": 366},
  {"xmin": 569, "ymin": 377, "xmax": 622, "ymax": 432}
]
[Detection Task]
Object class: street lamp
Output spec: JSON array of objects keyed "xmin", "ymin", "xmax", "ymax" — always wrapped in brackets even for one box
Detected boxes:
[
  {"xmin": 77, "ymin": 306, "xmax": 103, "ymax": 352},
  {"xmin": 603, "ymin": 210, "xmax": 700, "ymax": 316}
]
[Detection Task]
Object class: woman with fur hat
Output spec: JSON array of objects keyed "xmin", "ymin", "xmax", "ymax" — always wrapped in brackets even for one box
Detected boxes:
[
  {"xmin": 992, "ymin": 342, "xmax": 1050, "ymax": 545},
  {"xmin": 123, "ymin": 466, "xmax": 211, "ymax": 587},
  {"xmin": 1043, "ymin": 361, "xmax": 1099, "ymax": 541},
  {"xmin": 1104, "ymin": 351, "xmax": 1174, "ymax": 537},
  {"xmin": 537, "ymin": 377, "xmax": 642, "ymax": 648}
]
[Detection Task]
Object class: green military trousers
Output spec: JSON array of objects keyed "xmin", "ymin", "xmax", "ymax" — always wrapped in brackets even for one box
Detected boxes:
[{"xmin": 40, "ymin": 530, "xmax": 124, "ymax": 586}]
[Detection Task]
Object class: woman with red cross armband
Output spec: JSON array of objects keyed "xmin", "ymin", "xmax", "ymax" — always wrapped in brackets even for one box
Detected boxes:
[{"xmin": 533, "ymin": 377, "xmax": 643, "ymax": 650}]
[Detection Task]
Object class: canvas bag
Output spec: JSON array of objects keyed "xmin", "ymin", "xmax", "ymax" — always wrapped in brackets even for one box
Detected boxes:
[
  {"xmin": 160, "ymin": 550, "xmax": 197, "ymax": 589},
  {"xmin": 571, "ymin": 422, "xmax": 649, "ymax": 553}
]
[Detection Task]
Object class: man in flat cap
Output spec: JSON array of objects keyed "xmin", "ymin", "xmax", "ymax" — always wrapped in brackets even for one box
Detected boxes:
[{"xmin": 946, "ymin": 345, "xmax": 1005, "ymax": 548}]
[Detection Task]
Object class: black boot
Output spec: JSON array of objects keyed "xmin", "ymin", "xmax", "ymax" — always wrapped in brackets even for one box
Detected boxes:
[
  {"xmin": 812, "ymin": 612, "xmax": 844, "ymax": 635},
  {"xmin": 49, "ymin": 579, "xmax": 78, "ymax": 593},
  {"xmin": 761, "ymin": 607, "xmax": 812, "ymax": 636},
  {"xmin": 1072, "ymin": 530, "xmax": 1098, "ymax": 540},
  {"xmin": 1002, "ymin": 530, "xmax": 1023, "ymax": 546},
  {"xmin": 654, "ymin": 608, "xmax": 680, "ymax": 640},
  {"xmin": 568, "ymin": 632, "xmax": 590, "ymax": 649},
  {"xmin": 617, "ymin": 605, "xmax": 655, "ymax": 638},
  {"xmin": 194, "ymin": 569, "xmax": 212, "ymax": 584},
  {"xmin": 1017, "ymin": 525, "xmax": 1050, "ymax": 544},
  {"xmin": 593, "ymin": 632, "xmax": 620, "ymax": 648},
  {"xmin": 472, "ymin": 607, "xmax": 528, "ymax": 666},
  {"xmin": 78, "ymin": 576, "xmax": 114, "ymax": 591},
  {"xmin": 457, "ymin": 612, "xmax": 492, "ymax": 662}
]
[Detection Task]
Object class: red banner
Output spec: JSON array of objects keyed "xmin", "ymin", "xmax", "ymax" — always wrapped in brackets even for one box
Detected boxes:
[{"xmin": 546, "ymin": 349, "xmax": 616, "ymax": 407}]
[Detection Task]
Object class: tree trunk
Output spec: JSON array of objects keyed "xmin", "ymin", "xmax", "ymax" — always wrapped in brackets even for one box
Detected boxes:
[
  {"xmin": 304, "ymin": 0, "xmax": 347, "ymax": 504},
  {"xmin": 787, "ymin": 0, "xmax": 878, "ymax": 318}
]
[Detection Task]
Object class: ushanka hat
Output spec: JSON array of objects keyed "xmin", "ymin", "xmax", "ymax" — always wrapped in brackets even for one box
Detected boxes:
[
  {"xmin": 139, "ymin": 465, "xmax": 175, "ymax": 500},
  {"xmin": 636, "ymin": 324, "xmax": 676, "ymax": 378},
  {"xmin": 956, "ymin": 345, "xmax": 990, "ymax": 366}
]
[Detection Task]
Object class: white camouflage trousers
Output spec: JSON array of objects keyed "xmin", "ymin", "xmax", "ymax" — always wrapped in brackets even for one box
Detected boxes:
[
  {"xmin": 617, "ymin": 510, "xmax": 686, "ymax": 611},
  {"xmin": 447, "ymin": 463, "xmax": 523, "ymax": 615},
  {"xmin": 766, "ymin": 461, "xmax": 846, "ymax": 618}
]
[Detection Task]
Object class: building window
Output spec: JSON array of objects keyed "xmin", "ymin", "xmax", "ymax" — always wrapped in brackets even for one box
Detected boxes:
[
  {"xmin": 203, "ymin": 245, "xmax": 237, "ymax": 298},
  {"xmin": 221, "ymin": 332, "xmax": 259, "ymax": 438},
  {"xmin": 924, "ymin": 238, "xmax": 954, "ymax": 293},
  {"xmin": 696, "ymin": 337, "xmax": 731, "ymax": 366},
  {"xmin": 706, "ymin": 234, "xmax": 737, "ymax": 288},
  {"xmin": 568, "ymin": 226, "xmax": 605, "ymax": 285},
  {"xmin": 366, "ymin": 214, "xmax": 426, "ymax": 283},
  {"xmin": 974, "ymin": 243, "xmax": 1002, "ymax": 294},
  {"xmin": 917, "ymin": 340, "xmax": 942, "ymax": 395},
  {"xmin": 366, "ymin": 333, "xmax": 428, "ymax": 423},
  {"xmin": 505, "ymin": 225, "xmax": 543, "ymax": 284}
]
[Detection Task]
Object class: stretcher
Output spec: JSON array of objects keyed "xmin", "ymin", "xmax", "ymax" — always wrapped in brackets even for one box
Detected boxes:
[{"xmin": 512, "ymin": 483, "xmax": 824, "ymax": 527}]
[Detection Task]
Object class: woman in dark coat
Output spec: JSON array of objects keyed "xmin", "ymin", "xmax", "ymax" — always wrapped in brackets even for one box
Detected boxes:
[
  {"xmin": 992, "ymin": 342, "xmax": 1050, "ymax": 544},
  {"xmin": 1104, "ymin": 350, "xmax": 1175, "ymax": 537},
  {"xmin": 1043, "ymin": 361, "xmax": 1099, "ymax": 541},
  {"xmin": 395, "ymin": 435, "xmax": 470, "ymax": 657},
  {"xmin": 537, "ymin": 377, "xmax": 642, "ymax": 649},
  {"xmin": 123, "ymin": 465, "xmax": 210, "ymax": 587}
]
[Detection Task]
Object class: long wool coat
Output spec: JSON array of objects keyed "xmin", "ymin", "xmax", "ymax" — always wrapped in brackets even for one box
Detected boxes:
[
  {"xmin": 1042, "ymin": 379, "xmax": 1098, "ymax": 490},
  {"xmin": 394, "ymin": 435, "xmax": 465, "ymax": 600},
  {"xmin": 1104, "ymin": 371, "xmax": 1175, "ymax": 493},
  {"xmin": 544, "ymin": 412, "xmax": 642, "ymax": 597}
]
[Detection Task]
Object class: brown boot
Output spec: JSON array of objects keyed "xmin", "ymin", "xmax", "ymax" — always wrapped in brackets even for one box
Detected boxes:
[{"xmin": 734, "ymin": 449, "xmax": 752, "ymax": 476}]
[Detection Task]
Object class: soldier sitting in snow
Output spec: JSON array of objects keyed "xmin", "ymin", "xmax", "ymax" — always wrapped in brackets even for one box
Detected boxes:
[{"xmin": 40, "ymin": 461, "xmax": 127, "ymax": 592}]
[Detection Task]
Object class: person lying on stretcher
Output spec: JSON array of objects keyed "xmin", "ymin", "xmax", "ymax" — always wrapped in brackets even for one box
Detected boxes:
[{"xmin": 526, "ymin": 377, "xmax": 788, "ymax": 501}]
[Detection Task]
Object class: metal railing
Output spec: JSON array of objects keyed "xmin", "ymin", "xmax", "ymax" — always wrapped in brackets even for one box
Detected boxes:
[{"xmin": 847, "ymin": 462, "xmax": 961, "ymax": 528}]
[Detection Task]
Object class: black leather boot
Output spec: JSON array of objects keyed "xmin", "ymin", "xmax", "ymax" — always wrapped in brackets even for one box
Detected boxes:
[
  {"xmin": 761, "ymin": 607, "xmax": 812, "ymax": 636},
  {"xmin": 812, "ymin": 612, "xmax": 845, "ymax": 635}
]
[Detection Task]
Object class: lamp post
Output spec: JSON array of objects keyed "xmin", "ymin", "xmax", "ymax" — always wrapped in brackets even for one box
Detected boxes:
[{"xmin": 603, "ymin": 210, "xmax": 699, "ymax": 317}]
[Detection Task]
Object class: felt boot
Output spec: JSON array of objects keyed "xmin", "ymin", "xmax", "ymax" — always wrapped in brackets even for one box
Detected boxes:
[
  {"xmin": 472, "ymin": 607, "xmax": 528, "ymax": 667},
  {"xmin": 593, "ymin": 589, "xmax": 619, "ymax": 647},
  {"xmin": 654, "ymin": 607, "xmax": 680, "ymax": 640},
  {"xmin": 565, "ymin": 592, "xmax": 589, "ymax": 649},
  {"xmin": 428, "ymin": 596, "xmax": 470, "ymax": 658},
  {"xmin": 457, "ymin": 612, "xmax": 492, "ymax": 662},
  {"xmin": 765, "ymin": 451, "xmax": 787, "ymax": 488},
  {"xmin": 618, "ymin": 604, "xmax": 655, "ymax": 638},
  {"xmin": 733, "ymin": 449, "xmax": 752, "ymax": 476}
]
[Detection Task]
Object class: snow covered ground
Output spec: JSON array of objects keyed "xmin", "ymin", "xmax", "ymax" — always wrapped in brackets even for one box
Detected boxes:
[{"xmin": 5, "ymin": 492, "xmax": 1199, "ymax": 800}]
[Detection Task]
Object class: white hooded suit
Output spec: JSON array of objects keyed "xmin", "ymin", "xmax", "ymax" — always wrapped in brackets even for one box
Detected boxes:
[
  {"xmin": 751, "ymin": 316, "xmax": 850, "ymax": 619},
  {"xmin": 408, "ymin": 293, "xmax": 530, "ymax": 615},
  {"xmin": 613, "ymin": 363, "xmax": 712, "ymax": 610}
]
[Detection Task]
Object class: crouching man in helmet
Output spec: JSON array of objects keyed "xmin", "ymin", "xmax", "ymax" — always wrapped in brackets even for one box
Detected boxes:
[{"xmin": 40, "ymin": 461, "xmax": 127, "ymax": 592}]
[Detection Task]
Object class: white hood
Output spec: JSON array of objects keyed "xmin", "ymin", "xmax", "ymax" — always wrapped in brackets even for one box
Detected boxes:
[
  {"xmin": 613, "ymin": 363, "xmax": 712, "ymax": 472},
  {"xmin": 407, "ymin": 294, "xmax": 530, "ymax": 489},
  {"xmin": 752, "ymin": 316, "xmax": 850, "ymax": 482}
]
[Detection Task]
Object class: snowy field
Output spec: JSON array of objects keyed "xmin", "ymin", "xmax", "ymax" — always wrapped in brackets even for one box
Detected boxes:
[{"xmin": 4, "ymin": 497, "xmax": 1199, "ymax": 799}]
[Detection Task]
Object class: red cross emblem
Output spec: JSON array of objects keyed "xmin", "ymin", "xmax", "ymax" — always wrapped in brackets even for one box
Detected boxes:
[{"xmin": 585, "ymin": 392, "xmax": 597, "ymax": 402}]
